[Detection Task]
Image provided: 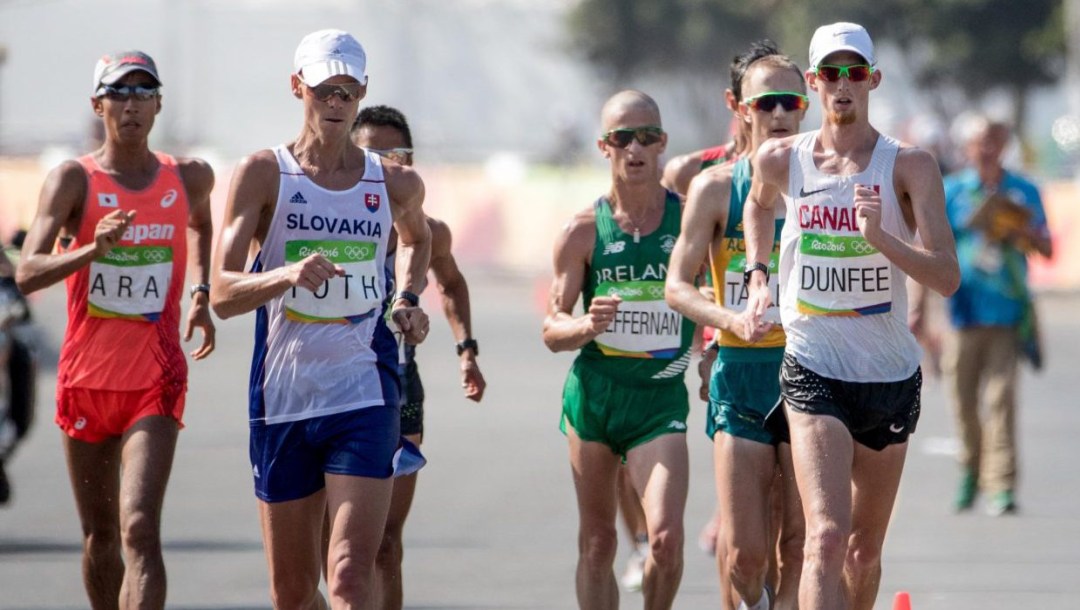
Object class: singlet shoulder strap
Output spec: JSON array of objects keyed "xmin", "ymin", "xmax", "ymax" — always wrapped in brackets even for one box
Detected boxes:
[
  {"xmin": 360, "ymin": 150, "xmax": 386, "ymax": 183},
  {"xmin": 593, "ymin": 196, "xmax": 618, "ymax": 244},
  {"xmin": 272, "ymin": 144, "xmax": 305, "ymax": 176}
]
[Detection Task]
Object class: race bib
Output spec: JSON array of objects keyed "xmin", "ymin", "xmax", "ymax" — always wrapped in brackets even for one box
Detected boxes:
[
  {"xmin": 724, "ymin": 252, "xmax": 782, "ymax": 323},
  {"xmin": 87, "ymin": 245, "xmax": 173, "ymax": 321},
  {"xmin": 594, "ymin": 280, "xmax": 682, "ymax": 359},
  {"xmin": 284, "ymin": 239, "xmax": 382, "ymax": 324},
  {"xmin": 796, "ymin": 233, "xmax": 892, "ymax": 316}
]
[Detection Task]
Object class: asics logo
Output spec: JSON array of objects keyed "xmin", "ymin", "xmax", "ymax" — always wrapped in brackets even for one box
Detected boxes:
[
  {"xmin": 799, "ymin": 185, "xmax": 831, "ymax": 198},
  {"xmin": 160, "ymin": 189, "xmax": 177, "ymax": 208},
  {"xmin": 74, "ymin": 417, "xmax": 87, "ymax": 430},
  {"xmin": 289, "ymin": 191, "xmax": 308, "ymax": 204},
  {"xmin": 603, "ymin": 241, "xmax": 626, "ymax": 255}
]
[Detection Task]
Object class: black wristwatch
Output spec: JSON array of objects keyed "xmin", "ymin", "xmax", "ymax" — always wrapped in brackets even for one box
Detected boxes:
[
  {"xmin": 394, "ymin": 290, "xmax": 420, "ymax": 307},
  {"xmin": 189, "ymin": 283, "xmax": 210, "ymax": 298},
  {"xmin": 456, "ymin": 338, "xmax": 479, "ymax": 356},
  {"xmin": 742, "ymin": 262, "xmax": 770, "ymax": 288}
]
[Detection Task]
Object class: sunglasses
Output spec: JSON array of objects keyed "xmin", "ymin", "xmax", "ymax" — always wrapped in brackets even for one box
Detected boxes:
[
  {"xmin": 742, "ymin": 91, "xmax": 809, "ymax": 112},
  {"xmin": 368, "ymin": 147, "xmax": 413, "ymax": 164},
  {"xmin": 97, "ymin": 85, "xmax": 160, "ymax": 102},
  {"xmin": 815, "ymin": 64, "xmax": 875, "ymax": 83},
  {"xmin": 601, "ymin": 126, "xmax": 664, "ymax": 148},
  {"xmin": 308, "ymin": 82, "xmax": 364, "ymax": 102}
]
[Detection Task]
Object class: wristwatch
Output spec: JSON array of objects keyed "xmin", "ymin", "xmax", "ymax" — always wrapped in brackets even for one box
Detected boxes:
[
  {"xmin": 394, "ymin": 290, "xmax": 420, "ymax": 307},
  {"xmin": 189, "ymin": 283, "xmax": 210, "ymax": 298},
  {"xmin": 456, "ymin": 338, "xmax": 479, "ymax": 356},
  {"xmin": 742, "ymin": 262, "xmax": 769, "ymax": 288}
]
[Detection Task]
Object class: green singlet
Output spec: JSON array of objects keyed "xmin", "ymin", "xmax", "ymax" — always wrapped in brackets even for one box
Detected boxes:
[{"xmin": 561, "ymin": 191, "xmax": 694, "ymax": 457}]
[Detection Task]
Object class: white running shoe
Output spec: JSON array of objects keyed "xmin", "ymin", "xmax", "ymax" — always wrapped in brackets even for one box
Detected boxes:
[{"xmin": 620, "ymin": 544, "xmax": 648, "ymax": 592}]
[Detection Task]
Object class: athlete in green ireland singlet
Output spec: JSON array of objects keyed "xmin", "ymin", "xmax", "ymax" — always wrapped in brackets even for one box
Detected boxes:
[{"xmin": 544, "ymin": 90, "xmax": 692, "ymax": 610}]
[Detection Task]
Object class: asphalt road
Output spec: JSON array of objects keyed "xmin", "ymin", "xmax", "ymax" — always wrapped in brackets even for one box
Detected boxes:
[{"xmin": 2, "ymin": 275, "xmax": 1078, "ymax": 609}]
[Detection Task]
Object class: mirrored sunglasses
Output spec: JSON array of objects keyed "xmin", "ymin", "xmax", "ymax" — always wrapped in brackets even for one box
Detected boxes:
[
  {"xmin": 742, "ymin": 91, "xmax": 810, "ymax": 112},
  {"xmin": 815, "ymin": 64, "xmax": 875, "ymax": 83},
  {"xmin": 601, "ymin": 126, "xmax": 664, "ymax": 148}
]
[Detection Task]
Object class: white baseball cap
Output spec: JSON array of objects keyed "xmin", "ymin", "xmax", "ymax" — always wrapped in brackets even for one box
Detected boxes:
[
  {"xmin": 808, "ymin": 22, "xmax": 875, "ymax": 71},
  {"xmin": 294, "ymin": 29, "xmax": 368, "ymax": 86},
  {"xmin": 92, "ymin": 51, "xmax": 162, "ymax": 95}
]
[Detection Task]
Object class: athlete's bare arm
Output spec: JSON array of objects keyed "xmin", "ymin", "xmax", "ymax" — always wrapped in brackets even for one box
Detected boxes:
[
  {"xmin": 666, "ymin": 167, "xmax": 742, "ymax": 331},
  {"xmin": 542, "ymin": 208, "xmax": 620, "ymax": 352},
  {"xmin": 179, "ymin": 158, "xmax": 216, "ymax": 359},
  {"xmin": 211, "ymin": 151, "xmax": 343, "ymax": 318},
  {"xmin": 16, "ymin": 161, "xmax": 135, "ymax": 294},
  {"xmin": 384, "ymin": 162, "xmax": 431, "ymax": 345},
  {"xmin": 859, "ymin": 146, "xmax": 959, "ymax": 297},
  {"xmin": 661, "ymin": 151, "xmax": 705, "ymax": 197},
  {"xmin": 743, "ymin": 137, "xmax": 792, "ymax": 325},
  {"xmin": 427, "ymin": 218, "xmax": 486, "ymax": 402}
]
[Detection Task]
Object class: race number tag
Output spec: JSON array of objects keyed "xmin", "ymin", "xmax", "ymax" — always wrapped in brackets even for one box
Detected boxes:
[
  {"xmin": 796, "ymin": 233, "xmax": 892, "ymax": 316},
  {"xmin": 594, "ymin": 281, "xmax": 682, "ymax": 359},
  {"xmin": 723, "ymin": 252, "xmax": 782, "ymax": 323},
  {"xmin": 88, "ymin": 246, "xmax": 173, "ymax": 321},
  {"xmin": 284, "ymin": 239, "xmax": 382, "ymax": 324}
]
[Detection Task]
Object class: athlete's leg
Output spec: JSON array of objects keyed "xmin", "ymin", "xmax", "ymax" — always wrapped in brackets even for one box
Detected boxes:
[
  {"xmin": 626, "ymin": 433, "xmax": 688, "ymax": 610},
  {"xmin": 774, "ymin": 442, "xmax": 805, "ymax": 610},
  {"xmin": 260, "ymin": 491, "xmax": 330, "ymax": 610},
  {"xmin": 375, "ymin": 432, "xmax": 422, "ymax": 610},
  {"xmin": 787, "ymin": 408, "xmax": 854, "ymax": 610},
  {"xmin": 616, "ymin": 465, "xmax": 648, "ymax": 591},
  {"xmin": 713, "ymin": 432, "xmax": 774, "ymax": 607},
  {"xmin": 65, "ymin": 433, "xmax": 123, "ymax": 609},
  {"xmin": 843, "ymin": 441, "xmax": 907, "ymax": 610},
  {"xmin": 567, "ymin": 425, "xmax": 621, "ymax": 610},
  {"xmin": 981, "ymin": 328, "xmax": 1019, "ymax": 498},
  {"xmin": 116, "ymin": 416, "xmax": 178, "ymax": 609},
  {"xmin": 325, "ymin": 473, "xmax": 395, "ymax": 607}
]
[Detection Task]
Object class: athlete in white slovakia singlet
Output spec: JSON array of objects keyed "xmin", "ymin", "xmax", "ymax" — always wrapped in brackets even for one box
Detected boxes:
[{"xmin": 211, "ymin": 30, "xmax": 431, "ymax": 609}]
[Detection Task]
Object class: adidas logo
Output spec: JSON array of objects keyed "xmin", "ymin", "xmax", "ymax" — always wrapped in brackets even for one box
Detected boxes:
[{"xmin": 289, "ymin": 192, "xmax": 307, "ymax": 204}]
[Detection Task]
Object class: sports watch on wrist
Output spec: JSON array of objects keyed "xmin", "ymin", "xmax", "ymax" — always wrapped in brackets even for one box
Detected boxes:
[
  {"xmin": 455, "ymin": 338, "xmax": 479, "ymax": 356},
  {"xmin": 394, "ymin": 290, "xmax": 420, "ymax": 307},
  {"xmin": 742, "ymin": 262, "xmax": 770, "ymax": 288},
  {"xmin": 189, "ymin": 283, "xmax": 210, "ymax": 298}
]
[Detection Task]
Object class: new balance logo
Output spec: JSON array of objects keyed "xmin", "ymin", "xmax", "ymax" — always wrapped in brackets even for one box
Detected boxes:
[
  {"xmin": 289, "ymin": 192, "xmax": 308, "ymax": 204},
  {"xmin": 603, "ymin": 241, "xmax": 626, "ymax": 255}
]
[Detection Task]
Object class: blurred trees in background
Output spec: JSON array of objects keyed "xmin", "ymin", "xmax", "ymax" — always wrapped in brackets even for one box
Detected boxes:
[{"xmin": 568, "ymin": 0, "xmax": 1065, "ymax": 139}]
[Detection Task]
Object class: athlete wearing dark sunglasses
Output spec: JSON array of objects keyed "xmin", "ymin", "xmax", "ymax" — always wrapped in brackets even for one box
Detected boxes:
[
  {"xmin": 600, "ymin": 125, "xmax": 665, "ymax": 148},
  {"xmin": 815, "ymin": 64, "xmax": 875, "ymax": 83},
  {"xmin": 742, "ymin": 91, "xmax": 810, "ymax": 113},
  {"xmin": 96, "ymin": 84, "xmax": 161, "ymax": 102}
]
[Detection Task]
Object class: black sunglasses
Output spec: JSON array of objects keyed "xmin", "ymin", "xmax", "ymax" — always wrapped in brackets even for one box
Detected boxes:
[
  {"xmin": 601, "ymin": 126, "xmax": 664, "ymax": 148},
  {"xmin": 309, "ymin": 82, "xmax": 364, "ymax": 102},
  {"xmin": 97, "ymin": 85, "xmax": 160, "ymax": 102}
]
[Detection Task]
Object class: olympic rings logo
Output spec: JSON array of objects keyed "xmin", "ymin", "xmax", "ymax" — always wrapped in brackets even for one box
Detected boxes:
[
  {"xmin": 343, "ymin": 245, "xmax": 370, "ymax": 260},
  {"xmin": 143, "ymin": 249, "xmax": 167, "ymax": 263},
  {"xmin": 648, "ymin": 286, "xmax": 665, "ymax": 298},
  {"xmin": 851, "ymin": 240, "xmax": 876, "ymax": 255}
]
